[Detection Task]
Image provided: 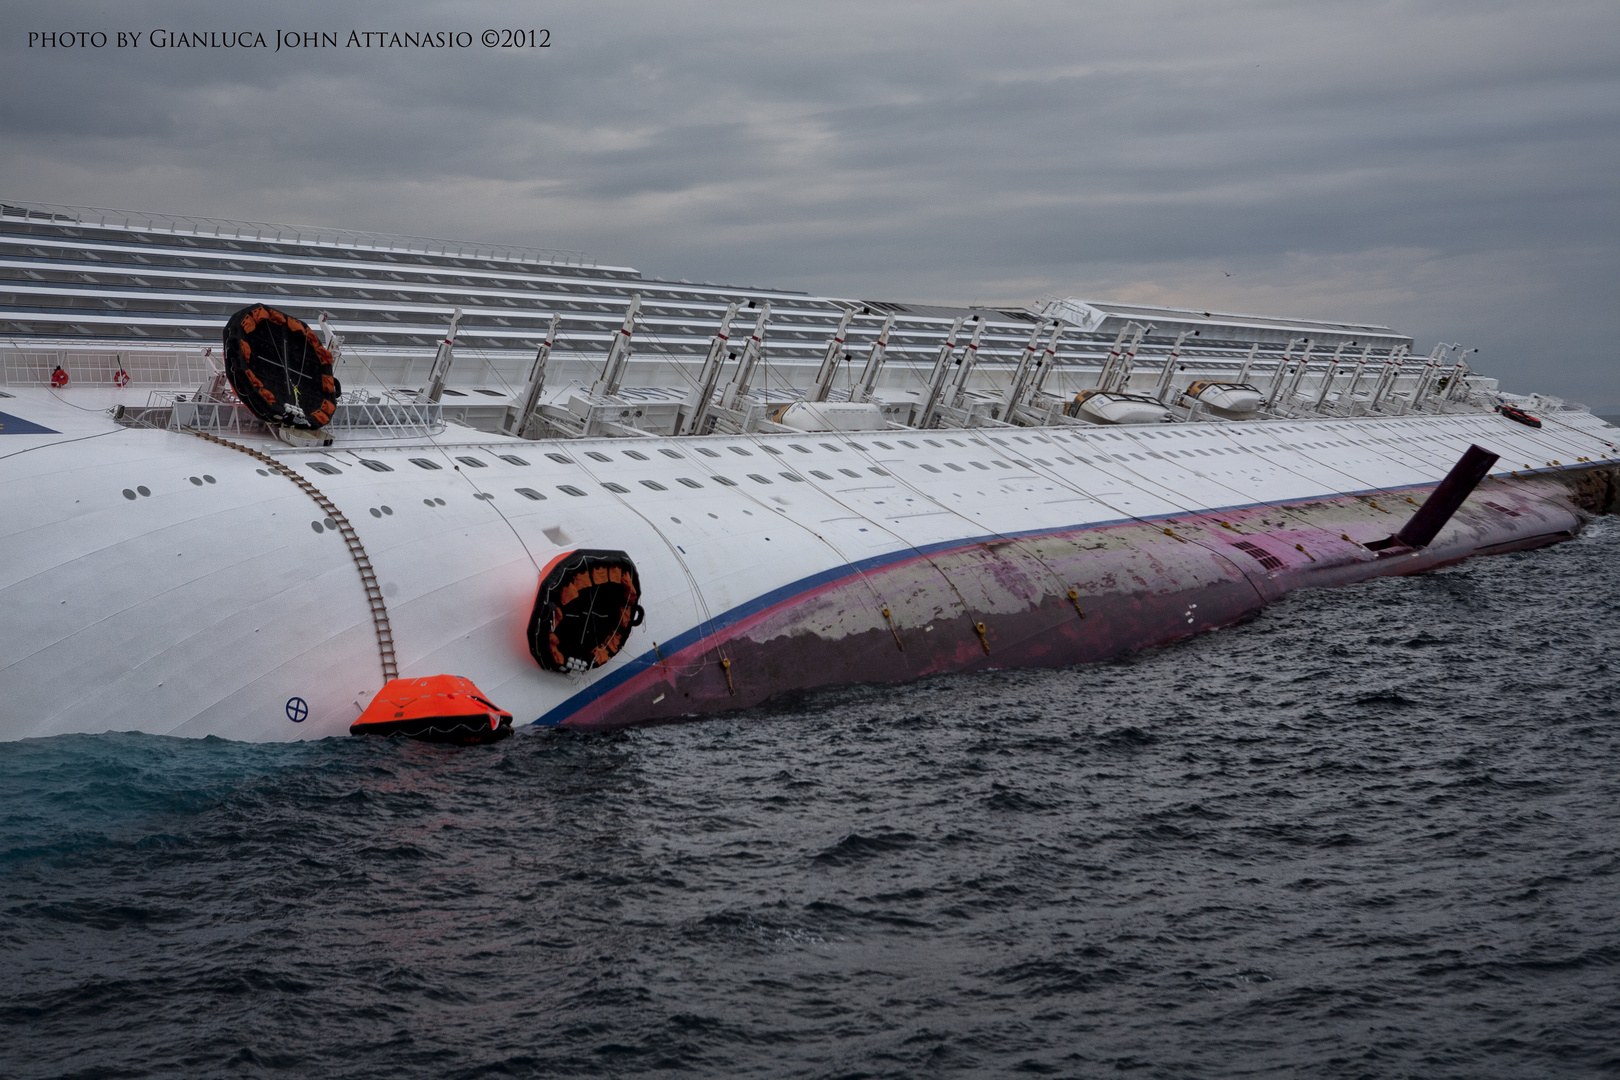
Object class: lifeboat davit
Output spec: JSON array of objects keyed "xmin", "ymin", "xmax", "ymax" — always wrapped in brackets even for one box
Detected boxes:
[
  {"xmin": 1184, "ymin": 380, "xmax": 1264, "ymax": 416},
  {"xmin": 350, "ymin": 675, "xmax": 514, "ymax": 744},
  {"xmin": 774, "ymin": 400, "xmax": 887, "ymax": 432},
  {"xmin": 1064, "ymin": 389, "xmax": 1172, "ymax": 425}
]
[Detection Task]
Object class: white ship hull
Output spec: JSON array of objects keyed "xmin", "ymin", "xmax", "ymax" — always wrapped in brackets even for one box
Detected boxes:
[{"xmin": 3, "ymin": 384, "xmax": 1614, "ymax": 742}]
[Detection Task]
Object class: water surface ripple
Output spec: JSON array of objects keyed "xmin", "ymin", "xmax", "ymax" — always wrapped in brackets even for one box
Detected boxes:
[{"xmin": 3, "ymin": 520, "xmax": 1618, "ymax": 1078}]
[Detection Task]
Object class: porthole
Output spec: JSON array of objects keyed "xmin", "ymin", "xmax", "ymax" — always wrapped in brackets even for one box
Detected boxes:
[
  {"xmin": 558, "ymin": 485, "xmax": 588, "ymax": 497},
  {"xmin": 311, "ymin": 521, "xmax": 324, "ymax": 533},
  {"xmin": 640, "ymin": 480, "xmax": 668, "ymax": 491},
  {"xmin": 122, "ymin": 488, "xmax": 137, "ymax": 500},
  {"xmin": 360, "ymin": 459, "xmax": 393, "ymax": 472},
  {"xmin": 516, "ymin": 487, "xmax": 545, "ymax": 500},
  {"xmin": 499, "ymin": 454, "xmax": 530, "ymax": 466},
  {"xmin": 423, "ymin": 498, "xmax": 435, "ymax": 506},
  {"xmin": 189, "ymin": 476, "xmax": 203, "ymax": 486},
  {"xmin": 381, "ymin": 505, "xmax": 392, "ymax": 515},
  {"xmin": 410, "ymin": 458, "xmax": 441, "ymax": 470},
  {"xmin": 203, "ymin": 475, "xmax": 216, "ymax": 483},
  {"xmin": 370, "ymin": 507, "xmax": 382, "ymax": 517},
  {"xmin": 256, "ymin": 468, "xmax": 269, "ymax": 476}
]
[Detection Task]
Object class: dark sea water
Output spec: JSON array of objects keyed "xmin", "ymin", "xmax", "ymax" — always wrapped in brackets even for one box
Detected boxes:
[{"xmin": 4, "ymin": 520, "xmax": 1618, "ymax": 1079}]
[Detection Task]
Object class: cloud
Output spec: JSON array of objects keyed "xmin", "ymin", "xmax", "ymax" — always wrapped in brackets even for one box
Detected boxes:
[{"xmin": 2, "ymin": 0, "xmax": 1616, "ymax": 407}]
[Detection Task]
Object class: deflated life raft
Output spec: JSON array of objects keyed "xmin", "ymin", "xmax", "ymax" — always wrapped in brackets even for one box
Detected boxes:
[
  {"xmin": 223, "ymin": 304, "xmax": 341, "ymax": 429},
  {"xmin": 350, "ymin": 675, "xmax": 513, "ymax": 744},
  {"xmin": 527, "ymin": 549, "xmax": 644, "ymax": 673}
]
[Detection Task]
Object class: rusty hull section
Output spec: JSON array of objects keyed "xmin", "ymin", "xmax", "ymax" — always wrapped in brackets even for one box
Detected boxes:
[{"xmin": 541, "ymin": 471, "xmax": 1591, "ymax": 730}]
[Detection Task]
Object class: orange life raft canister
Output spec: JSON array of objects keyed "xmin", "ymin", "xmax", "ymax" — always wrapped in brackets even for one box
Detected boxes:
[{"xmin": 350, "ymin": 675, "xmax": 514, "ymax": 744}]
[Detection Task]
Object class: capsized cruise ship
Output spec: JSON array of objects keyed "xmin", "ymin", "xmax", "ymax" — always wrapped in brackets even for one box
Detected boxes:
[{"xmin": 2, "ymin": 201, "xmax": 1616, "ymax": 741}]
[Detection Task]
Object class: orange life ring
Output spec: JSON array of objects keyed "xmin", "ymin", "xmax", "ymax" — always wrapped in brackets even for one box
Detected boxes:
[
  {"xmin": 50, "ymin": 366, "xmax": 69, "ymax": 388},
  {"xmin": 113, "ymin": 369, "xmax": 130, "ymax": 387}
]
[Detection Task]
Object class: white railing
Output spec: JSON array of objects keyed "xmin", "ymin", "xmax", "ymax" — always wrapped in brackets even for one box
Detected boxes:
[
  {"xmin": 0, "ymin": 347, "xmax": 215, "ymax": 387},
  {"xmin": 2, "ymin": 199, "xmax": 594, "ymax": 267}
]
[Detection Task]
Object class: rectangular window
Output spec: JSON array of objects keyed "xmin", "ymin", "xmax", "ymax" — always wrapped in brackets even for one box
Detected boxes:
[
  {"xmin": 696, "ymin": 447, "xmax": 721, "ymax": 458},
  {"xmin": 761, "ymin": 445, "xmax": 782, "ymax": 455},
  {"xmin": 789, "ymin": 444, "xmax": 812, "ymax": 454},
  {"xmin": 810, "ymin": 470, "xmax": 833, "ymax": 480},
  {"xmin": 899, "ymin": 440, "xmax": 918, "ymax": 449},
  {"xmin": 925, "ymin": 439, "xmax": 943, "ymax": 447},
  {"xmin": 676, "ymin": 477, "xmax": 703, "ymax": 488},
  {"xmin": 306, "ymin": 461, "xmax": 341, "ymax": 475},
  {"xmin": 1034, "ymin": 458, "xmax": 1052, "ymax": 466},
  {"xmin": 659, "ymin": 448, "xmax": 684, "ymax": 459},
  {"xmin": 920, "ymin": 463, "xmax": 941, "ymax": 473},
  {"xmin": 602, "ymin": 482, "xmax": 630, "ymax": 493},
  {"xmin": 360, "ymin": 459, "xmax": 393, "ymax": 472},
  {"xmin": 558, "ymin": 485, "xmax": 587, "ymax": 496},
  {"xmin": 728, "ymin": 446, "xmax": 752, "ymax": 456},
  {"xmin": 623, "ymin": 450, "xmax": 649, "ymax": 460},
  {"xmin": 456, "ymin": 456, "xmax": 487, "ymax": 468},
  {"xmin": 779, "ymin": 472, "xmax": 804, "ymax": 482},
  {"xmin": 873, "ymin": 441, "xmax": 893, "ymax": 450},
  {"xmin": 545, "ymin": 453, "xmax": 573, "ymax": 464},
  {"xmin": 869, "ymin": 467, "xmax": 890, "ymax": 476},
  {"xmin": 516, "ymin": 487, "xmax": 546, "ymax": 500},
  {"xmin": 993, "ymin": 461, "xmax": 1012, "ymax": 469},
  {"xmin": 498, "ymin": 454, "xmax": 530, "ymax": 466},
  {"xmin": 712, "ymin": 475, "xmax": 738, "ymax": 486},
  {"xmin": 747, "ymin": 473, "xmax": 772, "ymax": 484},
  {"xmin": 838, "ymin": 468, "xmax": 860, "ymax": 477},
  {"xmin": 585, "ymin": 451, "xmax": 611, "ymax": 462},
  {"xmin": 640, "ymin": 480, "xmax": 668, "ymax": 491},
  {"xmin": 819, "ymin": 443, "xmax": 842, "ymax": 453},
  {"xmin": 409, "ymin": 458, "xmax": 441, "ymax": 470},
  {"xmin": 970, "ymin": 461, "xmax": 990, "ymax": 470},
  {"xmin": 946, "ymin": 462, "xmax": 965, "ymax": 472},
  {"xmin": 848, "ymin": 442, "xmax": 866, "ymax": 451}
]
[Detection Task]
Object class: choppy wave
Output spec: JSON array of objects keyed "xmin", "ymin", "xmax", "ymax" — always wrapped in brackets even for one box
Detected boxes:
[{"xmin": 2, "ymin": 519, "xmax": 1617, "ymax": 1078}]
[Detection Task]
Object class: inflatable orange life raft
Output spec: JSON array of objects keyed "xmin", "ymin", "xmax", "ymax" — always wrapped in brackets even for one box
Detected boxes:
[{"xmin": 350, "ymin": 675, "xmax": 514, "ymax": 744}]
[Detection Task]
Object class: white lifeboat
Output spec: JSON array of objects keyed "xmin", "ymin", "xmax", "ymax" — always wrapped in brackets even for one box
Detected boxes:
[
  {"xmin": 1184, "ymin": 380, "xmax": 1264, "ymax": 416},
  {"xmin": 1064, "ymin": 389, "xmax": 1171, "ymax": 425},
  {"xmin": 774, "ymin": 400, "xmax": 887, "ymax": 432}
]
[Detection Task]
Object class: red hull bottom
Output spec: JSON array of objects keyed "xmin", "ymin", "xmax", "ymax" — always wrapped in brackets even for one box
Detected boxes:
[{"xmin": 550, "ymin": 473, "xmax": 1593, "ymax": 731}]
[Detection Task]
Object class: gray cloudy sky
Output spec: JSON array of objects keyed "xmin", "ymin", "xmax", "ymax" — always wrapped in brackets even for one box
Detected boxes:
[{"xmin": 3, "ymin": 1, "xmax": 1616, "ymax": 408}]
